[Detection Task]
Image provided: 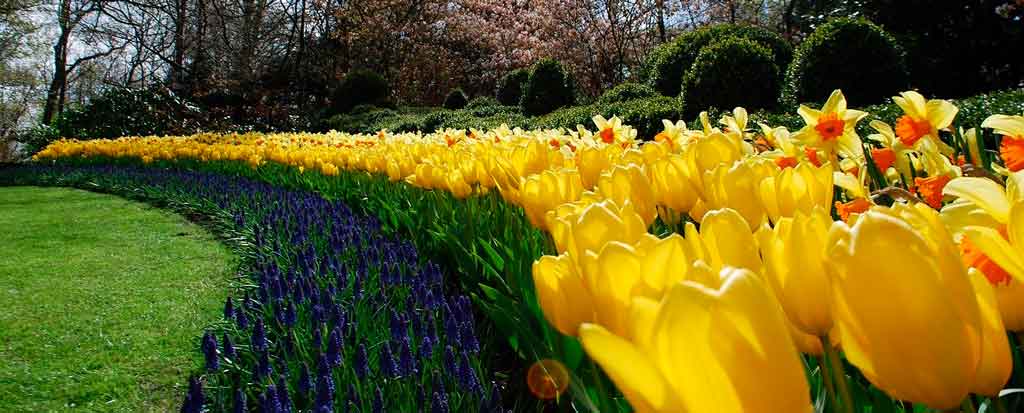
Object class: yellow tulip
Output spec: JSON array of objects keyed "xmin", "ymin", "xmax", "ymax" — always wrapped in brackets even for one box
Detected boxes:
[
  {"xmin": 577, "ymin": 234, "xmax": 689, "ymax": 338},
  {"xmin": 826, "ymin": 205, "xmax": 983, "ymax": 409},
  {"xmin": 758, "ymin": 207, "xmax": 834, "ymax": 338},
  {"xmin": 596, "ymin": 164, "xmax": 658, "ymax": 226},
  {"xmin": 967, "ymin": 269, "xmax": 1013, "ymax": 397},
  {"xmin": 701, "ymin": 159, "xmax": 773, "ymax": 228},
  {"xmin": 575, "ymin": 146, "xmax": 614, "ymax": 189},
  {"xmin": 690, "ymin": 208, "xmax": 761, "ymax": 273},
  {"xmin": 579, "ymin": 267, "xmax": 812, "ymax": 413},
  {"xmin": 759, "ymin": 162, "xmax": 833, "ymax": 224},
  {"xmin": 684, "ymin": 132, "xmax": 744, "ymax": 188},
  {"xmin": 519, "ymin": 169, "xmax": 585, "ymax": 231},
  {"xmin": 547, "ymin": 199, "xmax": 648, "ymax": 263},
  {"xmin": 649, "ymin": 154, "xmax": 700, "ymax": 218},
  {"xmin": 532, "ymin": 253, "xmax": 594, "ymax": 337}
]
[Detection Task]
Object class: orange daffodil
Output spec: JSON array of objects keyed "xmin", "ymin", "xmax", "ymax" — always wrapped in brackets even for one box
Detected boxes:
[
  {"xmin": 943, "ymin": 172, "xmax": 1024, "ymax": 331},
  {"xmin": 38, "ymin": 87, "xmax": 1024, "ymax": 413},
  {"xmin": 983, "ymin": 113, "xmax": 1024, "ymax": 172},
  {"xmin": 891, "ymin": 90, "xmax": 958, "ymax": 152},
  {"xmin": 795, "ymin": 89, "xmax": 867, "ymax": 160}
]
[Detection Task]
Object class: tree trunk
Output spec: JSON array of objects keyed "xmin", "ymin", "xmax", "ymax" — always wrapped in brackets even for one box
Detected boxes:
[
  {"xmin": 656, "ymin": 0, "xmax": 666, "ymax": 43},
  {"xmin": 171, "ymin": 0, "xmax": 187, "ymax": 90},
  {"xmin": 42, "ymin": 0, "xmax": 72, "ymax": 125}
]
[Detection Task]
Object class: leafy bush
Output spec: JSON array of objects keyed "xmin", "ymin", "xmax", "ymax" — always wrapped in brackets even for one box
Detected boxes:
[
  {"xmin": 331, "ymin": 69, "xmax": 391, "ymax": 114},
  {"xmin": 642, "ymin": 24, "xmax": 793, "ymax": 97},
  {"xmin": 465, "ymin": 96, "xmax": 500, "ymax": 110},
  {"xmin": 598, "ymin": 82, "xmax": 658, "ymax": 105},
  {"xmin": 324, "ymin": 107, "xmax": 400, "ymax": 133},
  {"xmin": 782, "ymin": 18, "xmax": 908, "ymax": 107},
  {"xmin": 443, "ymin": 89, "xmax": 469, "ymax": 110},
  {"xmin": 681, "ymin": 37, "xmax": 780, "ymax": 116},
  {"xmin": 51, "ymin": 86, "xmax": 202, "ymax": 140},
  {"xmin": 496, "ymin": 69, "xmax": 529, "ymax": 106},
  {"xmin": 521, "ymin": 59, "xmax": 576, "ymax": 116}
]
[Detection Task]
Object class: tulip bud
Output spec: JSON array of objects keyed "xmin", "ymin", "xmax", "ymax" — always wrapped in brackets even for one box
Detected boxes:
[
  {"xmin": 826, "ymin": 205, "xmax": 984, "ymax": 409},
  {"xmin": 758, "ymin": 208, "xmax": 834, "ymax": 338},
  {"xmin": 579, "ymin": 267, "xmax": 811, "ymax": 412},
  {"xmin": 532, "ymin": 253, "xmax": 594, "ymax": 336},
  {"xmin": 519, "ymin": 169, "xmax": 584, "ymax": 231}
]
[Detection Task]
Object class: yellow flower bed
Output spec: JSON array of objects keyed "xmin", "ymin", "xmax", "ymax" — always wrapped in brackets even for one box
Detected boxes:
[{"xmin": 36, "ymin": 89, "xmax": 1024, "ymax": 411}]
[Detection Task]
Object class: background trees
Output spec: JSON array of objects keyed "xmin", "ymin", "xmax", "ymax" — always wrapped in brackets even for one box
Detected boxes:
[{"xmin": 1, "ymin": 0, "xmax": 1021, "ymax": 142}]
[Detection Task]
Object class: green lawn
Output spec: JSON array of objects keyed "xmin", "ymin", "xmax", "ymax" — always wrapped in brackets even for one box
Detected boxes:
[{"xmin": 0, "ymin": 187, "xmax": 235, "ymax": 412}]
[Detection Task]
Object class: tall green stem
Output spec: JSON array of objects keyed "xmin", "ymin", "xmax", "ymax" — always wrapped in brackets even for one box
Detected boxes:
[
  {"xmin": 816, "ymin": 353, "xmax": 836, "ymax": 411},
  {"xmin": 961, "ymin": 396, "xmax": 977, "ymax": 413},
  {"xmin": 822, "ymin": 338, "xmax": 854, "ymax": 413},
  {"xmin": 993, "ymin": 396, "xmax": 1009, "ymax": 413}
]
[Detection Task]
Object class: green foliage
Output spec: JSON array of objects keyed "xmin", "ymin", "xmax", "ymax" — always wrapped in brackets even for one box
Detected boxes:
[
  {"xmin": 681, "ymin": 37, "xmax": 780, "ymax": 116},
  {"xmin": 782, "ymin": 18, "xmax": 907, "ymax": 107},
  {"xmin": 496, "ymin": 69, "xmax": 529, "ymax": 106},
  {"xmin": 520, "ymin": 59, "xmax": 576, "ymax": 116},
  {"xmin": 443, "ymin": 89, "xmax": 469, "ymax": 110},
  {"xmin": 642, "ymin": 24, "xmax": 793, "ymax": 97},
  {"xmin": 331, "ymin": 69, "xmax": 391, "ymax": 114},
  {"xmin": 597, "ymin": 82, "xmax": 658, "ymax": 105},
  {"xmin": 465, "ymin": 96, "xmax": 500, "ymax": 110},
  {"xmin": 324, "ymin": 107, "xmax": 399, "ymax": 133},
  {"xmin": 51, "ymin": 86, "xmax": 202, "ymax": 141}
]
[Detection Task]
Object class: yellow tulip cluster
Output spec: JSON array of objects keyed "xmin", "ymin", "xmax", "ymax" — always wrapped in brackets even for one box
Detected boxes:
[{"xmin": 35, "ymin": 90, "xmax": 1024, "ymax": 411}]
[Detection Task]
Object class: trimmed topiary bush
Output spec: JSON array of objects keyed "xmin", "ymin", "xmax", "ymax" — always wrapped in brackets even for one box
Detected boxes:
[
  {"xmin": 598, "ymin": 82, "xmax": 658, "ymax": 105},
  {"xmin": 521, "ymin": 59, "xmax": 576, "ymax": 116},
  {"xmin": 443, "ymin": 89, "xmax": 469, "ymax": 110},
  {"xmin": 331, "ymin": 69, "xmax": 391, "ymax": 114},
  {"xmin": 496, "ymin": 69, "xmax": 530, "ymax": 106},
  {"xmin": 782, "ymin": 18, "xmax": 908, "ymax": 107},
  {"xmin": 681, "ymin": 37, "xmax": 780, "ymax": 116},
  {"xmin": 642, "ymin": 24, "xmax": 793, "ymax": 97}
]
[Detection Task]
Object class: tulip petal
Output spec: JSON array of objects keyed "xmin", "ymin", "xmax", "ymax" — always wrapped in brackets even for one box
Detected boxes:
[
  {"xmin": 579, "ymin": 323, "xmax": 675, "ymax": 413},
  {"xmin": 967, "ymin": 270, "xmax": 1013, "ymax": 396}
]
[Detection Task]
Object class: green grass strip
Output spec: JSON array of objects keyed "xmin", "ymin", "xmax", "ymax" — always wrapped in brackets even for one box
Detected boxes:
[{"xmin": 0, "ymin": 186, "xmax": 234, "ymax": 412}]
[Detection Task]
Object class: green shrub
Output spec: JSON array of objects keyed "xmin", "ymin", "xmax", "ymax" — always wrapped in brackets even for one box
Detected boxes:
[
  {"xmin": 324, "ymin": 107, "xmax": 400, "ymax": 133},
  {"xmin": 598, "ymin": 82, "xmax": 658, "ymax": 105},
  {"xmin": 443, "ymin": 89, "xmax": 469, "ymax": 110},
  {"xmin": 642, "ymin": 24, "xmax": 792, "ymax": 97},
  {"xmin": 496, "ymin": 69, "xmax": 529, "ymax": 106},
  {"xmin": 521, "ymin": 59, "xmax": 576, "ymax": 116},
  {"xmin": 681, "ymin": 37, "xmax": 780, "ymax": 116},
  {"xmin": 331, "ymin": 69, "xmax": 391, "ymax": 114},
  {"xmin": 782, "ymin": 18, "xmax": 907, "ymax": 107},
  {"xmin": 51, "ymin": 86, "xmax": 202, "ymax": 140},
  {"xmin": 465, "ymin": 96, "xmax": 500, "ymax": 110}
]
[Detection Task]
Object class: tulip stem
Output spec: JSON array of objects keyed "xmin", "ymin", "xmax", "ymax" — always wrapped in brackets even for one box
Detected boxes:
[
  {"xmin": 816, "ymin": 354, "xmax": 837, "ymax": 411},
  {"xmin": 993, "ymin": 396, "xmax": 1009, "ymax": 413},
  {"xmin": 961, "ymin": 397, "xmax": 977, "ymax": 413},
  {"xmin": 822, "ymin": 338, "xmax": 855, "ymax": 413}
]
